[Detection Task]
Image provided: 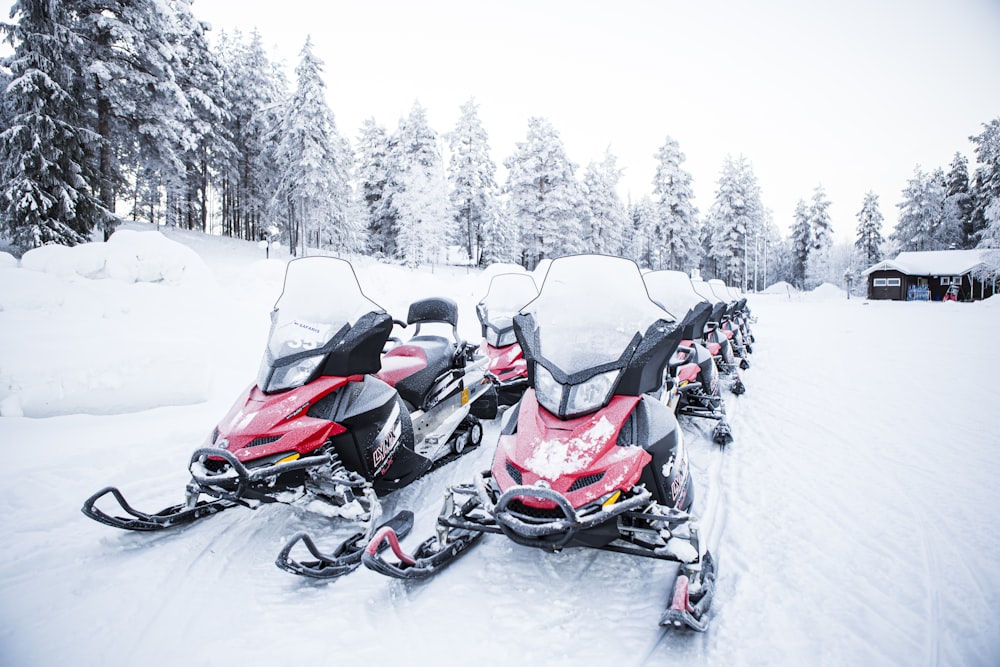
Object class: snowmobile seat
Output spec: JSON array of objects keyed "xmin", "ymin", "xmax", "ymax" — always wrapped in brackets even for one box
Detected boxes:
[
  {"xmin": 406, "ymin": 297, "xmax": 461, "ymax": 343},
  {"xmin": 385, "ymin": 335, "xmax": 455, "ymax": 410}
]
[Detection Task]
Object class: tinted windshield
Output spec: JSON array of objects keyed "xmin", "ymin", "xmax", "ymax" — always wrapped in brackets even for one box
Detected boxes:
[
  {"xmin": 643, "ymin": 270, "xmax": 705, "ymax": 318},
  {"xmin": 480, "ymin": 273, "xmax": 539, "ymax": 329},
  {"xmin": 521, "ymin": 255, "xmax": 671, "ymax": 374},
  {"xmin": 266, "ymin": 257, "xmax": 383, "ymax": 361}
]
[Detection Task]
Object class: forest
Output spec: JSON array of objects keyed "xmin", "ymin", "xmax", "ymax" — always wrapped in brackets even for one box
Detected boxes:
[{"xmin": 1, "ymin": 1, "xmax": 999, "ymax": 292}]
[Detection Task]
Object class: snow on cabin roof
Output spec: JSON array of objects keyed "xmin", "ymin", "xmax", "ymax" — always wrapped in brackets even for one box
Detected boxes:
[{"xmin": 862, "ymin": 249, "xmax": 993, "ymax": 276}]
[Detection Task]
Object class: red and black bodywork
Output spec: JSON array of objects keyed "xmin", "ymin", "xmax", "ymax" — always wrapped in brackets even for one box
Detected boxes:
[
  {"xmin": 361, "ymin": 255, "xmax": 716, "ymax": 631},
  {"xmin": 82, "ymin": 258, "xmax": 495, "ymax": 548}
]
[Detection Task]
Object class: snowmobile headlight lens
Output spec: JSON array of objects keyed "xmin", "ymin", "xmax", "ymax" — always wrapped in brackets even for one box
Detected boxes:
[
  {"xmin": 565, "ymin": 370, "xmax": 619, "ymax": 416},
  {"xmin": 266, "ymin": 354, "xmax": 324, "ymax": 392},
  {"xmin": 487, "ymin": 327, "xmax": 517, "ymax": 348},
  {"xmin": 534, "ymin": 365, "xmax": 620, "ymax": 418},
  {"xmin": 533, "ymin": 363, "xmax": 562, "ymax": 415}
]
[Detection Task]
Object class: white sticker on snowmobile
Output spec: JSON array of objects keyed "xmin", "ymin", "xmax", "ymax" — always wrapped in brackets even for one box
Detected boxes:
[{"xmin": 371, "ymin": 402, "xmax": 402, "ymax": 473}]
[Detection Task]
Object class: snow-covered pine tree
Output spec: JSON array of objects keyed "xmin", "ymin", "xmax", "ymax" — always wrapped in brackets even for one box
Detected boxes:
[
  {"xmin": 504, "ymin": 117, "xmax": 583, "ymax": 269},
  {"xmin": 805, "ymin": 185, "xmax": 834, "ymax": 288},
  {"xmin": 391, "ymin": 101, "xmax": 449, "ymax": 266},
  {"xmin": 790, "ymin": 199, "xmax": 811, "ymax": 289},
  {"xmin": 942, "ymin": 152, "xmax": 975, "ymax": 248},
  {"xmin": 163, "ymin": 0, "xmax": 229, "ymax": 232},
  {"xmin": 356, "ymin": 118, "xmax": 393, "ymax": 257},
  {"xmin": 970, "ymin": 118, "xmax": 1000, "ymax": 249},
  {"xmin": 652, "ymin": 136, "xmax": 700, "ymax": 272},
  {"xmin": 706, "ymin": 155, "xmax": 763, "ymax": 287},
  {"xmin": 395, "ymin": 160, "xmax": 451, "ymax": 267},
  {"xmin": 448, "ymin": 98, "xmax": 498, "ymax": 265},
  {"xmin": 271, "ymin": 37, "xmax": 357, "ymax": 256},
  {"xmin": 627, "ymin": 196, "xmax": 656, "ymax": 269},
  {"xmin": 891, "ymin": 166, "xmax": 946, "ymax": 251},
  {"xmin": 581, "ymin": 149, "xmax": 628, "ymax": 256},
  {"xmin": 0, "ymin": 0, "xmax": 111, "ymax": 251},
  {"xmin": 74, "ymin": 0, "xmax": 184, "ymax": 238},
  {"xmin": 854, "ymin": 191, "xmax": 884, "ymax": 267},
  {"xmin": 214, "ymin": 29, "xmax": 288, "ymax": 241}
]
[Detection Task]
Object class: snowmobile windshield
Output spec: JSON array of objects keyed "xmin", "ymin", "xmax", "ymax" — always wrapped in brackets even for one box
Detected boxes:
[
  {"xmin": 643, "ymin": 270, "xmax": 709, "ymax": 319},
  {"xmin": 523, "ymin": 255, "xmax": 670, "ymax": 375},
  {"xmin": 691, "ymin": 279, "xmax": 722, "ymax": 305},
  {"xmin": 257, "ymin": 257, "xmax": 384, "ymax": 392},
  {"xmin": 708, "ymin": 279, "xmax": 736, "ymax": 303},
  {"xmin": 479, "ymin": 273, "xmax": 539, "ymax": 347}
]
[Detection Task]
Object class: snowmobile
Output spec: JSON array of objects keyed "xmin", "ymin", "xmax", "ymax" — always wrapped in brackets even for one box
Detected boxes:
[
  {"xmin": 359, "ymin": 255, "xmax": 717, "ymax": 631},
  {"xmin": 707, "ymin": 279, "xmax": 755, "ymax": 356},
  {"xmin": 644, "ymin": 270, "xmax": 733, "ymax": 446},
  {"xmin": 475, "ymin": 272, "xmax": 539, "ymax": 407},
  {"xmin": 691, "ymin": 278, "xmax": 748, "ymax": 392},
  {"xmin": 82, "ymin": 257, "xmax": 498, "ymax": 578}
]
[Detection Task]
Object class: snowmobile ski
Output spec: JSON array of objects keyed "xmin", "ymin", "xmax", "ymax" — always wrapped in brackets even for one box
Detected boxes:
[
  {"xmin": 659, "ymin": 552, "xmax": 717, "ymax": 632},
  {"xmin": 81, "ymin": 485, "xmax": 238, "ymax": 531},
  {"xmin": 275, "ymin": 510, "xmax": 415, "ymax": 579}
]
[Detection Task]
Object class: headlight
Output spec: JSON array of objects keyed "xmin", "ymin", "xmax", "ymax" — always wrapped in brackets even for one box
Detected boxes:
[
  {"xmin": 486, "ymin": 327, "xmax": 518, "ymax": 348},
  {"xmin": 565, "ymin": 370, "xmax": 619, "ymax": 416},
  {"xmin": 534, "ymin": 364, "xmax": 562, "ymax": 415},
  {"xmin": 534, "ymin": 364, "xmax": 620, "ymax": 418},
  {"xmin": 264, "ymin": 354, "xmax": 324, "ymax": 392}
]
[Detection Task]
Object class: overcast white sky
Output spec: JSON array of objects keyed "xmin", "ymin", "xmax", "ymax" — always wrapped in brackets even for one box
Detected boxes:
[{"xmin": 194, "ymin": 0, "xmax": 1000, "ymax": 241}]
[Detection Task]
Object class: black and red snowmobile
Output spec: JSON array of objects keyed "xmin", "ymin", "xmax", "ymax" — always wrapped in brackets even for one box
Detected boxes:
[
  {"xmin": 82, "ymin": 257, "xmax": 497, "ymax": 577},
  {"xmin": 707, "ymin": 278, "xmax": 754, "ymax": 359},
  {"xmin": 643, "ymin": 270, "xmax": 733, "ymax": 446},
  {"xmin": 359, "ymin": 254, "xmax": 717, "ymax": 631},
  {"xmin": 690, "ymin": 277, "xmax": 747, "ymax": 394},
  {"xmin": 475, "ymin": 272, "xmax": 539, "ymax": 407}
]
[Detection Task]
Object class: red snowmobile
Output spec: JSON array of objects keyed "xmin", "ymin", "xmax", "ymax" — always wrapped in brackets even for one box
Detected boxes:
[
  {"xmin": 360, "ymin": 255, "xmax": 717, "ymax": 631},
  {"xmin": 691, "ymin": 277, "xmax": 747, "ymax": 393},
  {"xmin": 475, "ymin": 272, "xmax": 539, "ymax": 407},
  {"xmin": 82, "ymin": 257, "xmax": 497, "ymax": 577},
  {"xmin": 644, "ymin": 270, "xmax": 733, "ymax": 446}
]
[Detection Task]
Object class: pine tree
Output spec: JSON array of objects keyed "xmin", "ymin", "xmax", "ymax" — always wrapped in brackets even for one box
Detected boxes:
[
  {"xmin": 626, "ymin": 196, "xmax": 656, "ymax": 268},
  {"xmin": 0, "ymin": 0, "xmax": 111, "ymax": 251},
  {"xmin": 970, "ymin": 118, "xmax": 1000, "ymax": 249},
  {"xmin": 707, "ymin": 155, "xmax": 763, "ymax": 287},
  {"xmin": 892, "ymin": 166, "xmax": 946, "ymax": 251},
  {"xmin": 581, "ymin": 149, "xmax": 628, "ymax": 256},
  {"xmin": 74, "ymin": 0, "xmax": 181, "ymax": 237},
  {"xmin": 651, "ymin": 137, "xmax": 700, "ymax": 272},
  {"xmin": 447, "ymin": 98, "xmax": 497, "ymax": 265},
  {"xmin": 271, "ymin": 37, "xmax": 357, "ymax": 255},
  {"xmin": 391, "ymin": 101, "xmax": 449, "ymax": 265},
  {"xmin": 504, "ymin": 117, "xmax": 583, "ymax": 269},
  {"xmin": 790, "ymin": 199, "xmax": 811, "ymax": 289},
  {"xmin": 942, "ymin": 152, "xmax": 975, "ymax": 248},
  {"xmin": 805, "ymin": 185, "xmax": 834, "ymax": 288},
  {"xmin": 854, "ymin": 191, "xmax": 884, "ymax": 266},
  {"xmin": 214, "ymin": 29, "xmax": 287, "ymax": 241},
  {"xmin": 356, "ymin": 118, "xmax": 393, "ymax": 257}
]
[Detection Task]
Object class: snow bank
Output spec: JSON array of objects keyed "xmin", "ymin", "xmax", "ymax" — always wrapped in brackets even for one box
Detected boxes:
[
  {"xmin": 761, "ymin": 280, "xmax": 797, "ymax": 296},
  {"xmin": 807, "ymin": 282, "xmax": 847, "ymax": 300},
  {"xmin": 0, "ymin": 229, "xmax": 224, "ymax": 417},
  {"xmin": 0, "ymin": 251, "xmax": 18, "ymax": 268}
]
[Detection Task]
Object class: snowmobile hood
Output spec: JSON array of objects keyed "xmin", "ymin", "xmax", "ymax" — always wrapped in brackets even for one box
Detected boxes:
[
  {"xmin": 207, "ymin": 377, "xmax": 350, "ymax": 463},
  {"xmin": 494, "ymin": 390, "xmax": 650, "ymax": 501}
]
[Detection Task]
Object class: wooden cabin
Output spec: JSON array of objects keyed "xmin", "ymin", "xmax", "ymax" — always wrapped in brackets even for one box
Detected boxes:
[{"xmin": 862, "ymin": 250, "xmax": 997, "ymax": 301}]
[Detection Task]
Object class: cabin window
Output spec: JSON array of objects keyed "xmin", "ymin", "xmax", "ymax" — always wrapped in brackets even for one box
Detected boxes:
[
  {"xmin": 952, "ymin": 276, "xmax": 962, "ymax": 285},
  {"xmin": 886, "ymin": 278, "xmax": 901, "ymax": 287},
  {"xmin": 940, "ymin": 277, "xmax": 950, "ymax": 285},
  {"xmin": 873, "ymin": 278, "xmax": 887, "ymax": 287}
]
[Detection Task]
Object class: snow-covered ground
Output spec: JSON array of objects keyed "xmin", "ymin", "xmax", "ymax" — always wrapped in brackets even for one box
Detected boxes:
[{"xmin": 1, "ymin": 225, "xmax": 999, "ymax": 666}]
